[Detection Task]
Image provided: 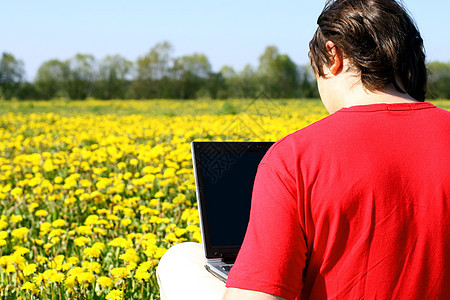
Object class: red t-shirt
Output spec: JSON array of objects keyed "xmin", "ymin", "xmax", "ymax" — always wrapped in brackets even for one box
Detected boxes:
[{"xmin": 226, "ymin": 102, "xmax": 450, "ymax": 299}]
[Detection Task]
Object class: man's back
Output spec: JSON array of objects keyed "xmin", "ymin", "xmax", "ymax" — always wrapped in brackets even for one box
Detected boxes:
[{"xmin": 227, "ymin": 102, "xmax": 450, "ymax": 299}]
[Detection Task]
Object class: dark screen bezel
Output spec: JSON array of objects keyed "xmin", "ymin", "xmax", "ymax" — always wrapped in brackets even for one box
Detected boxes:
[{"xmin": 191, "ymin": 141, "xmax": 274, "ymax": 259}]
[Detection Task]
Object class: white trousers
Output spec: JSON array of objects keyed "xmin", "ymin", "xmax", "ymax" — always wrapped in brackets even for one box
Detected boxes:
[{"xmin": 157, "ymin": 242, "xmax": 227, "ymax": 300}]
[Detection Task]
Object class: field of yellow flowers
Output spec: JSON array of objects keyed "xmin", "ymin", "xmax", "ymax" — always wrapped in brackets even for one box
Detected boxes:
[{"xmin": 0, "ymin": 99, "xmax": 448, "ymax": 299}]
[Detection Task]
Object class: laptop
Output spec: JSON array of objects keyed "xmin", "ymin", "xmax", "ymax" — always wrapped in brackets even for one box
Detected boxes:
[{"xmin": 191, "ymin": 141, "xmax": 274, "ymax": 282}]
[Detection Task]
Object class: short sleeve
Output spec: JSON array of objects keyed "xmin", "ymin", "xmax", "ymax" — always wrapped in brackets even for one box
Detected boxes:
[{"xmin": 226, "ymin": 163, "xmax": 307, "ymax": 300}]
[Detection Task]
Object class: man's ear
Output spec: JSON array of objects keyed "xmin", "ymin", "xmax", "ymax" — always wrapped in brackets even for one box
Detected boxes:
[{"xmin": 326, "ymin": 41, "xmax": 343, "ymax": 75}]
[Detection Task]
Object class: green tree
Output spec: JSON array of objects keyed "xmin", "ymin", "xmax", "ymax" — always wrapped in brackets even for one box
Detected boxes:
[
  {"xmin": 63, "ymin": 54, "xmax": 97, "ymax": 100},
  {"xmin": 134, "ymin": 41, "xmax": 173, "ymax": 99},
  {"xmin": 428, "ymin": 61, "xmax": 450, "ymax": 99},
  {"xmin": 35, "ymin": 59, "xmax": 65, "ymax": 99},
  {"xmin": 298, "ymin": 65, "xmax": 319, "ymax": 98},
  {"xmin": 95, "ymin": 55, "xmax": 133, "ymax": 99},
  {"xmin": 272, "ymin": 54, "xmax": 299, "ymax": 97},
  {"xmin": 258, "ymin": 45, "xmax": 279, "ymax": 75},
  {"xmin": 239, "ymin": 64, "xmax": 260, "ymax": 98},
  {"xmin": 0, "ymin": 52, "xmax": 25, "ymax": 100},
  {"xmin": 218, "ymin": 65, "xmax": 238, "ymax": 98},
  {"xmin": 172, "ymin": 53, "xmax": 212, "ymax": 99},
  {"xmin": 206, "ymin": 72, "xmax": 225, "ymax": 99},
  {"xmin": 258, "ymin": 46, "xmax": 299, "ymax": 98},
  {"xmin": 16, "ymin": 82, "xmax": 40, "ymax": 100}
]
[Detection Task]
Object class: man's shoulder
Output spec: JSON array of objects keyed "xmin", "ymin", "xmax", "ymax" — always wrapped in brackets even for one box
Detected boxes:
[
  {"xmin": 261, "ymin": 113, "xmax": 340, "ymax": 165},
  {"xmin": 272, "ymin": 112, "xmax": 341, "ymax": 147}
]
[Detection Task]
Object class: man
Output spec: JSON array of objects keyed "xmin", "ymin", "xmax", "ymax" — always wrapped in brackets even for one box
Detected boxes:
[
  {"xmin": 158, "ymin": 0, "xmax": 450, "ymax": 299},
  {"xmin": 224, "ymin": 0, "xmax": 449, "ymax": 299}
]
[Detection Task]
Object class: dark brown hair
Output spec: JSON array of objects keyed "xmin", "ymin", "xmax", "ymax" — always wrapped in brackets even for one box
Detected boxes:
[{"xmin": 309, "ymin": 0, "xmax": 427, "ymax": 101}]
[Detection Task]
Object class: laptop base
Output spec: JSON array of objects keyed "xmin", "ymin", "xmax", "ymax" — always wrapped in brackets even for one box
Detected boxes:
[{"xmin": 205, "ymin": 260, "xmax": 233, "ymax": 283}]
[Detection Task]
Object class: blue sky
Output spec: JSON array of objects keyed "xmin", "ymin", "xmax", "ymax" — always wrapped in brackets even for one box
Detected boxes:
[{"xmin": 3, "ymin": 0, "xmax": 449, "ymax": 80}]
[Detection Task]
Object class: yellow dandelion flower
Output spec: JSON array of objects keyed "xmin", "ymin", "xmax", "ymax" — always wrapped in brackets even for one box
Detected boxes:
[
  {"xmin": 74, "ymin": 236, "xmax": 91, "ymax": 246},
  {"xmin": 92, "ymin": 242, "xmax": 106, "ymax": 250},
  {"xmin": 10, "ymin": 214, "xmax": 23, "ymax": 223},
  {"xmin": 65, "ymin": 275, "xmax": 77, "ymax": 287},
  {"xmin": 33, "ymin": 238, "xmax": 44, "ymax": 245},
  {"xmin": 154, "ymin": 191, "xmax": 165, "ymax": 198},
  {"xmin": 112, "ymin": 195, "xmax": 122, "ymax": 203},
  {"xmin": 97, "ymin": 276, "xmax": 113, "ymax": 288},
  {"xmin": 53, "ymin": 255, "xmax": 65, "ymax": 266},
  {"xmin": 61, "ymin": 262, "xmax": 72, "ymax": 271},
  {"xmin": 35, "ymin": 210, "xmax": 48, "ymax": 217},
  {"xmin": 21, "ymin": 281, "xmax": 36, "ymax": 291},
  {"xmin": 36, "ymin": 255, "xmax": 48, "ymax": 264},
  {"xmin": 39, "ymin": 222, "xmax": 52, "ymax": 235},
  {"xmin": 48, "ymin": 228, "xmax": 65, "ymax": 238},
  {"xmin": 42, "ymin": 269, "xmax": 57, "ymax": 280},
  {"xmin": 67, "ymin": 256, "xmax": 79, "ymax": 265},
  {"xmin": 50, "ymin": 272, "xmax": 65, "ymax": 283},
  {"xmin": 193, "ymin": 231, "xmax": 202, "ymax": 243},
  {"xmin": 0, "ymin": 220, "xmax": 8, "ymax": 230},
  {"xmin": 120, "ymin": 218, "xmax": 132, "ymax": 226},
  {"xmin": 67, "ymin": 267, "xmax": 84, "ymax": 277},
  {"xmin": 80, "ymin": 179, "xmax": 92, "ymax": 188},
  {"xmin": 28, "ymin": 177, "xmax": 41, "ymax": 187},
  {"xmin": 172, "ymin": 193, "xmax": 186, "ymax": 204},
  {"xmin": 1, "ymin": 183, "xmax": 11, "ymax": 193},
  {"xmin": 154, "ymin": 247, "xmax": 167, "ymax": 259},
  {"xmin": 22, "ymin": 264, "xmax": 37, "ymax": 276},
  {"xmin": 107, "ymin": 214, "xmax": 120, "ymax": 221},
  {"xmin": 64, "ymin": 197, "xmax": 76, "ymax": 206},
  {"xmin": 51, "ymin": 219, "xmax": 66, "ymax": 227},
  {"xmin": 83, "ymin": 247, "xmax": 101, "ymax": 258},
  {"xmin": 106, "ymin": 289, "xmax": 123, "ymax": 300},
  {"xmin": 89, "ymin": 262, "xmax": 102, "ymax": 274},
  {"xmin": 75, "ymin": 188, "xmax": 84, "ymax": 195},
  {"xmin": 137, "ymin": 261, "xmax": 153, "ymax": 273},
  {"xmin": 111, "ymin": 267, "xmax": 130, "ymax": 279},
  {"xmin": 108, "ymin": 237, "xmax": 132, "ymax": 248},
  {"xmin": 97, "ymin": 208, "xmax": 109, "ymax": 215},
  {"xmin": 28, "ymin": 202, "xmax": 39, "ymax": 213},
  {"xmin": 11, "ymin": 227, "xmax": 29, "ymax": 240},
  {"xmin": 119, "ymin": 248, "xmax": 140, "ymax": 264},
  {"xmin": 93, "ymin": 227, "xmax": 107, "ymax": 235},
  {"xmin": 0, "ymin": 231, "xmax": 8, "ymax": 240},
  {"xmin": 134, "ymin": 271, "xmax": 151, "ymax": 281},
  {"xmin": 78, "ymin": 272, "xmax": 95, "ymax": 283},
  {"xmin": 50, "ymin": 236, "xmax": 60, "ymax": 244},
  {"xmin": 84, "ymin": 215, "xmax": 99, "ymax": 226},
  {"xmin": 126, "ymin": 262, "xmax": 137, "ymax": 271},
  {"xmin": 6, "ymin": 264, "xmax": 16, "ymax": 273},
  {"xmin": 165, "ymin": 232, "xmax": 178, "ymax": 243},
  {"xmin": 174, "ymin": 228, "xmax": 187, "ymax": 237},
  {"xmin": 44, "ymin": 243, "xmax": 54, "ymax": 250},
  {"xmin": 76, "ymin": 225, "xmax": 92, "ymax": 235},
  {"xmin": 11, "ymin": 187, "xmax": 23, "ymax": 197},
  {"xmin": 33, "ymin": 273, "xmax": 44, "ymax": 285}
]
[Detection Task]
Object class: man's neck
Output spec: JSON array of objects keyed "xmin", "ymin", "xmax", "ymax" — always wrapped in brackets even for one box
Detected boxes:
[{"xmin": 342, "ymin": 82, "xmax": 418, "ymax": 109}]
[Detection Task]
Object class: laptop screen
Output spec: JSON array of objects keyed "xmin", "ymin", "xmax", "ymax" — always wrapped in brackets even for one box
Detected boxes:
[{"xmin": 192, "ymin": 141, "xmax": 274, "ymax": 259}]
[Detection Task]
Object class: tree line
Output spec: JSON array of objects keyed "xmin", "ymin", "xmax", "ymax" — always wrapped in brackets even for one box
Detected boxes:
[{"xmin": 1, "ymin": 42, "xmax": 449, "ymax": 100}]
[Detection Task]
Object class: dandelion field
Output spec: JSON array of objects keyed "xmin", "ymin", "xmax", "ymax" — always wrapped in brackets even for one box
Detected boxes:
[{"xmin": 0, "ymin": 99, "xmax": 448, "ymax": 299}]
